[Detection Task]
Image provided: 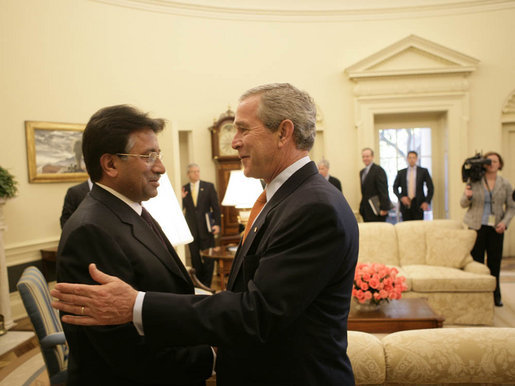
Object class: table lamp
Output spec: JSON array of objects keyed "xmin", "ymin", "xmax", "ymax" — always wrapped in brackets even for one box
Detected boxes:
[{"xmin": 222, "ymin": 170, "xmax": 264, "ymax": 231}]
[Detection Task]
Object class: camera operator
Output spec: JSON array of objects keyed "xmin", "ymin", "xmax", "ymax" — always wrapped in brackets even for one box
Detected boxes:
[{"xmin": 460, "ymin": 151, "xmax": 515, "ymax": 307}]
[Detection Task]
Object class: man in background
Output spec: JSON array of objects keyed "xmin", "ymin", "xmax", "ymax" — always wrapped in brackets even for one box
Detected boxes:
[
  {"xmin": 393, "ymin": 151, "xmax": 434, "ymax": 221},
  {"xmin": 317, "ymin": 159, "xmax": 342, "ymax": 192},
  {"xmin": 57, "ymin": 104, "xmax": 213, "ymax": 385},
  {"xmin": 182, "ymin": 163, "xmax": 221, "ymax": 287},
  {"xmin": 59, "ymin": 179, "xmax": 92, "ymax": 228},
  {"xmin": 52, "ymin": 83, "xmax": 359, "ymax": 386},
  {"xmin": 359, "ymin": 147, "xmax": 390, "ymax": 222}
]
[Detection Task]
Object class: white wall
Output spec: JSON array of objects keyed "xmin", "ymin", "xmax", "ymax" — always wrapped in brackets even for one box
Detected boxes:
[{"xmin": 1, "ymin": 0, "xmax": 514, "ymax": 265}]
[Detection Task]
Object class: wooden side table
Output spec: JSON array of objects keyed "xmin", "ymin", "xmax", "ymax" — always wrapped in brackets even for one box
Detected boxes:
[{"xmin": 200, "ymin": 247, "xmax": 236, "ymax": 290}]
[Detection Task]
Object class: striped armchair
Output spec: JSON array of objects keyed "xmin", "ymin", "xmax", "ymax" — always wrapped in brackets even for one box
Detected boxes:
[{"xmin": 17, "ymin": 266, "xmax": 68, "ymax": 385}]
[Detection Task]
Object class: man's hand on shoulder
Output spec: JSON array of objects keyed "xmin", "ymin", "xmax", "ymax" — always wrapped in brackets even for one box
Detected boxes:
[{"xmin": 51, "ymin": 263, "xmax": 137, "ymax": 326}]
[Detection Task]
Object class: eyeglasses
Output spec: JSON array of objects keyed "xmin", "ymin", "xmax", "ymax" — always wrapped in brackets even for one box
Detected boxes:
[{"xmin": 116, "ymin": 152, "xmax": 163, "ymax": 165}]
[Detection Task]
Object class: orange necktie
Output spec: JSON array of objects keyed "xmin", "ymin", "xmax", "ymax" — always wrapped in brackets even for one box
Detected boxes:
[{"xmin": 242, "ymin": 190, "xmax": 267, "ymax": 243}]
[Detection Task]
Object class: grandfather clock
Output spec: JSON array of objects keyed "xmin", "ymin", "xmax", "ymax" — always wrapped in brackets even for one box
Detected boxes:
[{"xmin": 209, "ymin": 108, "xmax": 241, "ymax": 245}]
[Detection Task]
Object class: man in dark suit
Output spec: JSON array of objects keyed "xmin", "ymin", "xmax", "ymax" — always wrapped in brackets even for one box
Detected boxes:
[
  {"xmin": 52, "ymin": 84, "xmax": 359, "ymax": 386},
  {"xmin": 59, "ymin": 179, "xmax": 92, "ymax": 228},
  {"xmin": 57, "ymin": 105, "xmax": 213, "ymax": 385},
  {"xmin": 393, "ymin": 150, "xmax": 434, "ymax": 221},
  {"xmin": 182, "ymin": 164, "xmax": 221, "ymax": 286},
  {"xmin": 359, "ymin": 147, "xmax": 391, "ymax": 222},
  {"xmin": 317, "ymin": 159, "xmax": 342, "ymax": 191}
]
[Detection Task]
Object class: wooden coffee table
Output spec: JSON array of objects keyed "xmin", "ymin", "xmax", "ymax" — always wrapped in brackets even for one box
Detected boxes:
[{"xmin": 348, "ymin": 298, "xmax": 444, "ymax": 333}]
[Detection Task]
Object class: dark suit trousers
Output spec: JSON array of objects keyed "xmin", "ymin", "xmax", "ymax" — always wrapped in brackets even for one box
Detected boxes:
[
  {"xmin": 471, "ymin": 225, "xmax": 504, "ymax": 301},
  {"xmin": 189, "ymin": 240, "xmax": 215, "ymax": 287},
  {"xmin": 361, "ymin": 204, "xmax": 387, "ymax": 222},
  {"xmin": 400, "ymin": 203, "xmax": 424, "ymax": 221}
]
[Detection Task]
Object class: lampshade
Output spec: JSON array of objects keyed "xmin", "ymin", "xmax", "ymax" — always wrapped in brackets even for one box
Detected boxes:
[
  {"xmin": 143, "ymin": 172, "xmax": 193, "ymax": 247},
  {"xmin": 222, "ymin": 170, "xmax": 263, "ymax": 209}
]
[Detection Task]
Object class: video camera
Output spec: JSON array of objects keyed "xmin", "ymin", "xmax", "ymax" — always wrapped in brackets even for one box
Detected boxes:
[{"xmin": 461, "ymin": 153, "xmax": 491, "ymax": 183}]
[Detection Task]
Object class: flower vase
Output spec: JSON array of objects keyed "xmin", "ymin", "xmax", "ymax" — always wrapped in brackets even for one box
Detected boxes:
[{"xmin": 354, "ymin": 300, "xmax": 381, "ymax": 312}]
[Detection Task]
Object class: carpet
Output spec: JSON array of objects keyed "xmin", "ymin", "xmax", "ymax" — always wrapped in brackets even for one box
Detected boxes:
[{"xmin": 0, "ymin": 348, "xmax": 47, "ymax": 386}]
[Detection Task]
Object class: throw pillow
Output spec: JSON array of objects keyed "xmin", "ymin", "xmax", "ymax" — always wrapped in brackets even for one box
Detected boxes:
[{"xmin": 425, "ymin": 228, "xmax": 476, "ymax": 268}]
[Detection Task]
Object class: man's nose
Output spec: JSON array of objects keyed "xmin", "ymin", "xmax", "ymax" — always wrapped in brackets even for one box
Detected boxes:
[
  {"xmin": 232, "ymin": 133, "xmax": 241, "ymax": 149},
  {"xmin": 152, "ymin": 157, "xmax": 166, "ymax": 174}
]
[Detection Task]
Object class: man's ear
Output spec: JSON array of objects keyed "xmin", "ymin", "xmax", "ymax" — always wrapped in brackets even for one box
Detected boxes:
[
  {"xmin": 277, "ymin": 119, "xmax": 294, "ymax": 146},
  {"xmin": 99, "ymin": 153, "xmax": 119, "ymax": 178}
]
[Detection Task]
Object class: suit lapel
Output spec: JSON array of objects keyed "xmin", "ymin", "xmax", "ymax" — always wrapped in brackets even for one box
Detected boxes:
[
  {"xmin": 198, "ymin": 181, "xmax": 207, "ymax": 207},
  {"xmin": 184, "ymin": 183, "xmax": 194, "ymax": 208},
  {"xmin": 91, "ymin": 186, "xmax": 191, "ymax": 287},
  {"xmin": 364, "ymin": 163, "xmax": 376, "ymax": 186},
  {"xmin": 416, "ymin": 167, "xmax": 422, "ymax": 190},
  {"xmin": 227, "ymin": 162, "xmax": 318, "ymax": 290}
]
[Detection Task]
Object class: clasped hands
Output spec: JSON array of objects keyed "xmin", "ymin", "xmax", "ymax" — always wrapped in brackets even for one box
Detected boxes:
[
  {"xmin": 51, "ymin": 264, "xmax": 137, "ymax": 326},
  {"xmin": 400, "ymin": 196, "xmax": 428, "ymax": 211}
]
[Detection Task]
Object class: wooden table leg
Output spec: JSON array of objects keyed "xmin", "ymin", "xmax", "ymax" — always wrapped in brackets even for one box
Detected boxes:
[{"xmin": 218, "ymin": 260, "xmax": 226, "ymax": 290}]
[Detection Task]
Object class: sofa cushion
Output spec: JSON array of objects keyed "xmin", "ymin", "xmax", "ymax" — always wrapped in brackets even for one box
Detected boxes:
[
  {"xmin": 395, "ymin": 219, "xmax": 464, "ymax": 266},
  {"xmin": 401, "ymin": 265, "xmax": 496, "ymax": 292},
  {"xmin": 395, "ymin": 220, "xmax": 427, "ymax": 266},
  {"xmin": 425, "ymin": 227, "xmax": 475, "ymax": 268},
  {"xmin": 383, "ymin": 328, "xmax": 515, "ymax": 384},
  {"xmin": 358, "ymin": 222, "xmax": 399, "ymax": 266},
  {"xmin": 347, "ymin": 331, "xmax": 385, "ymax": 384}
]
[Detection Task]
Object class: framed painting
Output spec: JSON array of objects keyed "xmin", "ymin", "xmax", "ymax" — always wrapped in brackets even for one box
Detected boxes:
[{"xmin": 25, "ymin": 121, "xmax": 87, "ymax": 183}]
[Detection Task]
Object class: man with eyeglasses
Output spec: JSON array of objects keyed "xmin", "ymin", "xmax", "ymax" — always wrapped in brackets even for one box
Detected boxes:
[
  {"xmin": 56, "ymin": 104, "xmax": 213, "ymax": 385},
  {"xmin": 53, "ymin": 85, "xmax": 359, "ymax": 385}
]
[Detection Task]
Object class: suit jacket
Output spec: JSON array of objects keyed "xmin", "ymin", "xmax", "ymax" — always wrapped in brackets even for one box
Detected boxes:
[
  {"xmin": 460, "ymin": 176, "xmax": 515, "ymax": 230},
  {"xmin": 143, "ymin": 162, "xmax": 359, "ymax": 386},
  {"xmin": 393, "ymin": 166, "xmax": 434, "ymax": 208},
  {"xmin": 359, "ymin": 163, "xmax": 390, "ymax": 221},
  {"xmin": 57, "ymin": 184, "xmax": 213, "ymax": 385},
  {"xmin": 182, "ymin": 181, "xmax": 221, "ymax": 249},
  {"xmin": 59, "ymin": 180, "xmax": 90, "ymax": 229},
  {"xmin": 328, "ymin": 175, "xmax": 342, "ymax": 192}
]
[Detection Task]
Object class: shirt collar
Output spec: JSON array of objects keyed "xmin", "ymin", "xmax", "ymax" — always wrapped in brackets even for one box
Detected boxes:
[
  {"xmin": 265, "ymin": 156, "xmax": 310, "ymax": 202},
  {"xmin": 95, "ymin": 182, "xmax": 143, "ymax": 215}
]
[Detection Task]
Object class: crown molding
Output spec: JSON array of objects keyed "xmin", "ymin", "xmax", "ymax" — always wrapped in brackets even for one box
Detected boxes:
[{"xmin": 91, "ymin": 0, "xmax": 515, "ymax": 22}]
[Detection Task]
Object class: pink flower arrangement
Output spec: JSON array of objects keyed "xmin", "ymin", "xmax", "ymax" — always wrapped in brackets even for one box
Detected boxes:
[{"xmin": 352, "ymin": 263, "xmax": 408, "ymax": 305}]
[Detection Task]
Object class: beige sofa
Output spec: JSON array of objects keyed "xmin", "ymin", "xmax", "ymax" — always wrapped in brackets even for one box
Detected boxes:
[
  {"xmin": 348, "ymin": 328, "xmax": 515, "ymax": 385},
  {"xmin": 358, "ymin": 220, "xmax": 496, "ymax": 325}
]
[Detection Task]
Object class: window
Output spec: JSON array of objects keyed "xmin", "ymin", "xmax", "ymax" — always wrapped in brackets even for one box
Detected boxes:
[{"xmin": 379, "ymin": 127, "xmax": 433, "ymax": 221}]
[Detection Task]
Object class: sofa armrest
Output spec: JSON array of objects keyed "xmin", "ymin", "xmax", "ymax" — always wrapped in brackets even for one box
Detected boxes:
[
  {"xmin": 347, "ymin": 331, "xmax": 385, "ymax": 384},
  {"xmin": 463, "ymin": 260, "xmax": 490, "ymax": 275}
]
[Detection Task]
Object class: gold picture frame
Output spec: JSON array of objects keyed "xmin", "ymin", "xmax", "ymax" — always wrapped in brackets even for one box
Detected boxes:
[{"xmin": 25, "ymin": 121, "xmax": 87, "ymax": 183}]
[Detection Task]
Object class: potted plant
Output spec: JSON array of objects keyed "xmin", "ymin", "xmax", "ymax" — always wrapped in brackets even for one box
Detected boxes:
[{"xmin": 0, "ymin": 166, "xmax": 18, "ymax": 202}]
